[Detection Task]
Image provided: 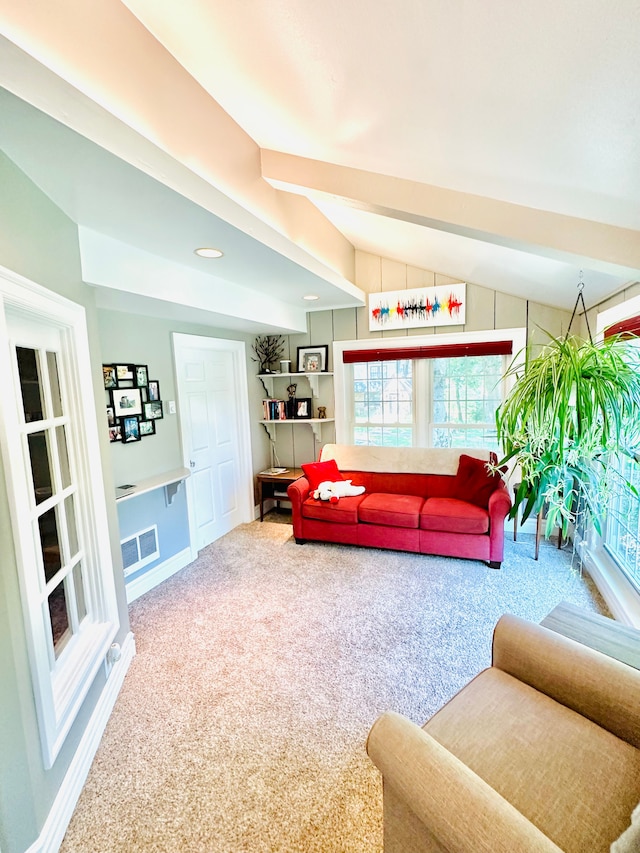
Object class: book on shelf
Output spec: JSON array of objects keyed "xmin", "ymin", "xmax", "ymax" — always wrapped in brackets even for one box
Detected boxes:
[{"xmin": 262, "ymin": 398, "xmax": 287, "ymax": 420}]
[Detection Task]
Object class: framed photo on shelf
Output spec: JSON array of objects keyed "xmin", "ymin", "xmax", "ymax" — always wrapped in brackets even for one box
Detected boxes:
[
  {"xmin": 143, "ymin": 400, "xmax": 164, "ymax": 420},
  {"xmin": 147, "ymin": 380, "xmax": 160, "ymax": 401},
  {"xmin": 103, "ymin": 364, "xmax": 117, "ymax": 389},
  {"xmin": 112, "ymin": 388, "xmax": 143, "ymax": 417},
  {"xmin": 297, "ymin": 345, "xmax": 328, "ymax": 373},
  {"xmin": 135, "ymin": 364, "xmax": 149, "ymax": 387},
  {"xmin": 294, "ymin": 397, "xmax": 312, "ymax": 419},
  {"xmin": 121, "ymin": 415, "xmax": 141, "ymax": 443}
]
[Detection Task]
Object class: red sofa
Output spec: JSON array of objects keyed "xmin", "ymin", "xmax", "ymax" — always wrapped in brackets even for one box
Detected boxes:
[{"xmin": 287, "ymin": 444, "xmax": 511, "ymax": 569}]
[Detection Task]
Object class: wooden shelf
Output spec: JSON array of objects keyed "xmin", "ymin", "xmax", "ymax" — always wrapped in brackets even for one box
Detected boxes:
[
  {"xmin": 259, "ymin": 418, "xmax": 334, "ymax": 441},
  {"xmin": 115, "ymin": 466, "xmax": 190, "ymax": 505},
  {"xmin": 258, "ymin": 371, "xmax": 333, "ymax": 398}
]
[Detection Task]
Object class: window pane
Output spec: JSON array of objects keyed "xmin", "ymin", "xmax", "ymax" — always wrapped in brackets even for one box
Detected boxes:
[
  {"xmin": 28, "ymin": 431, "xmax": 53, "ymax": 504},
  {"xmin": 398, "ymin": 401, "xmax": 413, "ymax": 423},
  {"xmin": 351, "ymin": 359, "xmax": 413, "ymax": 447},
  {"xmin": 73, "ymin": 562, "xmax": 87, "ymax": 622},
  {"xmin": 397, "ymin": 428, "xmax": 413, "ymax": 446},
  {"xmin": 47, "ymin": 580, "xmax": 70, "ymax": 659},
  {"xmin": 47, "ymin": 351, "xmax": 63, "ymax": 418},
  {"xmin": 369, "ymin": 402, "xmax": 383, "ymax": 423},
  {"xmin": 65, "ymin": 494, "xmax": 79, "ymax": 557},
  {"xmin": 17, "ymin": 347, "xmax": 44, "ymax": 422},
  {"xmin": 56, "ymin": 425, "xmax": 71, "ymax": 489},
  {"xmin": 353, "ymin": 427, "xmax": 369, "ymax": 445},
  {"xmin": 606, "ymin": 454, "xmax": 640, "ymax": 592},
  {"xmin": 38, "ymin": 507, "xmax": 61, "ymax": 583},
  {"xmin": 383, "ymin": 401, "xmax": 398, "ymax": 422}
]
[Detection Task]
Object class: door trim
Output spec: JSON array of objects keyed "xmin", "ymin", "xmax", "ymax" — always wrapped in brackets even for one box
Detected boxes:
[{"xmin": 172, "ymin": 333, "xmax": 253, "ymax": 553}]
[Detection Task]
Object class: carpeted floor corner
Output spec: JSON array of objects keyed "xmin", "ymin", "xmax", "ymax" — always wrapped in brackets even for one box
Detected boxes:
[{"xmin": 60, "ymin": 516, "xmax": 606, "ymax": 852}]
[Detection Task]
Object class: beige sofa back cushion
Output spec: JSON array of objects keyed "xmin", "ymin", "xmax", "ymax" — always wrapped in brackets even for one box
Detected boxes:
[{"xmin": 320, "ymin": 444, "xmax": 492, "ymax": 475}]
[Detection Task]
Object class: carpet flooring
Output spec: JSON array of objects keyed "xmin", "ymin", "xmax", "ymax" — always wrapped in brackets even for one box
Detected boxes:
[{"xmin": 60, "ymin": 515, "xmax": 606, "ymax": 852}]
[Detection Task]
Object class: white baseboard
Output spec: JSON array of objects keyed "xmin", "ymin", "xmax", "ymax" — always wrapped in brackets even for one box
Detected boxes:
[
  {"xmin": 125, "ymin": 546, "xmax": 194, "ymax": 603},
  {"xmin": 27, "ymin": 631, "xmax": 136, "ymax": 853}
]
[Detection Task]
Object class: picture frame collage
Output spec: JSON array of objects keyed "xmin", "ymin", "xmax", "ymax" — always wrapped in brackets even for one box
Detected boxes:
[{"xmin": 103, "ymin": 363, "xmax": 164, "ymax": 444}]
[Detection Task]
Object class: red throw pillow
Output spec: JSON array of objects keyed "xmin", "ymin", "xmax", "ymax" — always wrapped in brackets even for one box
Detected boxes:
[
  {"xmin": 454, "ymin": 454, "xmax": 505, "ymax": 509},
  {"xmin": 301, "ymin": 459, "xmax": 345, "ymax": 492}
]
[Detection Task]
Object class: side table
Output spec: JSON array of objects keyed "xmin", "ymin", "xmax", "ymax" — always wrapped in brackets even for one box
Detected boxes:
[
  {"xmin": 541, "ymin": 601, "xmax": 640, "ymax": 670},
  {"xmin": 256, "ymin": 468, "xmax": 304, "ymax": 522}
]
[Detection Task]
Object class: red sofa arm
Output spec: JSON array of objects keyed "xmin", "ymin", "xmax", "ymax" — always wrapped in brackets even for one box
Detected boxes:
[
  {"xmin": 488, "ymin": 484, "xmax": 512, "ymax": 563},
  {"xmin": 287, "ymin": 476, "xmax": 310, "ymax": 538}
]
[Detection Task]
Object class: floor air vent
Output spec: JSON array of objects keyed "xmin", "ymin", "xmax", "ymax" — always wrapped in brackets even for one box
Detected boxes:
[{"xmin": 121, "ymin": 525, "xmax": 159, "ymax": 577}]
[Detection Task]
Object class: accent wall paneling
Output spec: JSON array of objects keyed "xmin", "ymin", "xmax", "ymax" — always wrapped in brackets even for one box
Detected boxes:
[{"xmin": 257, "ymin": 371, "xmax": 335, "ymax": 465}]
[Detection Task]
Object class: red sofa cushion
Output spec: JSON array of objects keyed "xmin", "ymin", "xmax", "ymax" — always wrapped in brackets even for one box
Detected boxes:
[
  {"xmin": 420, "ymin": 497, "xmax": 489, "ymax": 534},
  {"xmin": 302, "ymin": 493, "xmax": 366, "ymax": 524},
  {"xmin": 453, "ymin": 454, "xmax": 504, "ymax": 509},
  {"xmin": 301, "ymin": 459, "xmax": 345, "ymax": 491},
  {"xmin": 358, "ymin": 493, "xmax": 424, "ymax": 528}
]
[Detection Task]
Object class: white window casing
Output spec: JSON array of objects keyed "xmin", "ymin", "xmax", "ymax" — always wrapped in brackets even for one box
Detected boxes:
[{"xmin": 0, "ymin": 265, "xmax": 120, "ymax": 768}]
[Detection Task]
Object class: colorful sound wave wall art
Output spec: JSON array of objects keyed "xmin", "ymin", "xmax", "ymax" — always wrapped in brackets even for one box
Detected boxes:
[{"xmin": 368, "ymin": 283, "xmax": 466, "ymax": 331}]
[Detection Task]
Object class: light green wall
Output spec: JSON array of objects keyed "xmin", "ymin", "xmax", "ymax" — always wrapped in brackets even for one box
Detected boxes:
[
  {"xmin": 96, "ymin": 310, "xmax": 269, "ymax": 489},
  {"xmin": 0, "ymin": 152, "xmax": 131, "ymax": 853}
]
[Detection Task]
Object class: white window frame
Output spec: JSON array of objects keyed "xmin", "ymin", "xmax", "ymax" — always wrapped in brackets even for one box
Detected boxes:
[
  {"xmin": 0, "ymin": 265, "xmax": 120, "ymax": 767},
  {"xmin": 580, "ymin": 296, "xmax": 640, "ymax": 628},
  {"xmin": 333, "ymin": 327, "xmax": 527, "ymax": 445}
]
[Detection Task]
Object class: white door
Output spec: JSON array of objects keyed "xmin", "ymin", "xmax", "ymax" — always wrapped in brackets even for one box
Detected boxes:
[{"xmin": 173, "ymin": 334, "xmax": 253, "ymax": 552}]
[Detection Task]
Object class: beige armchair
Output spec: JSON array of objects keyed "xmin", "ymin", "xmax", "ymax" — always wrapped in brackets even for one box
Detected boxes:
[{"xmin": 367, "ymin": 614, "xmax": 640, "ymax": 853}]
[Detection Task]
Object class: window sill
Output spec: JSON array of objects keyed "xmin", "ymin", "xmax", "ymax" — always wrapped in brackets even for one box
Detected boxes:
[{"xmin": 578, "ymin": 535, "xmax": 640, "ymax": 629}]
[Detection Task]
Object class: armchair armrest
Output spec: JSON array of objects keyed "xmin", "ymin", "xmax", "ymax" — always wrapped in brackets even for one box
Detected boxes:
[
  {"xmin": 367, "ymin": 711, "xmax": 562, "ymax": 853},
  {"xmin": 487, "ymin": 484, "xmax": 511, "ymax": 563},
  {"xmin": 492, "ymin": 614, "xmax": 640, "ymax": 747}
]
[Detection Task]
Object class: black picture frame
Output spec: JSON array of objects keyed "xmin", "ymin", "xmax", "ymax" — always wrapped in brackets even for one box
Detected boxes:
[
  {"xmin": 103, "ymin": 364, "xmax": 117, "ymax": 389},
  {"xmin": 147, "ymin": 380, "xmax": 160, "ymax": 401},
  {"xmin": 115, "ymin": 364, "xmax": 135, "ymax": 386},
  {"xmin": 112, "ymin": 388, "xmax": 143, "ymax": 417},
  {"xmin": 134, "ymin": 364, "xmax": 149, "ymax": 387},
  {"xmin": 139, "ymin": 419, "xmax": 156, "ymax": 436},
  {"xmin": 108, "ymin": 424, "xmax": 122, "ymax": 442},
  {"xmin": 296, "ymin": 345, "xmax": 328, "ymax": 373},
  {"xmin": 121, "ymin": 415, "xmax": 141, "ymax": 443},
  {"xmin": 106, "ymin": 405, "xmax": 115, "ymax": 427},
  {"xmin": 143, "ymin": 400, "xmax": 164, "ymax": 420},
  {"xmin": 294, "ymin": 397, "xmax": 312, "ymax": 419}
]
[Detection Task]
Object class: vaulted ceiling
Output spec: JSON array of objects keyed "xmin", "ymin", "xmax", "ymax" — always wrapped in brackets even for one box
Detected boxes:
[{"xmin": 1, "ymin": 1, "xmax": 639, "ymax": 331}]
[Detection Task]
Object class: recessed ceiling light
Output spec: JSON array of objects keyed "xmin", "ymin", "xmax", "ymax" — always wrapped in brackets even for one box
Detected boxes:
[
  {"xmin": 194, "ymin": 247, "xmax": 223, "ymax": 258},
  {"xmin": 303, "ymin": 294, "xmax": 319, "ymax": 301}
]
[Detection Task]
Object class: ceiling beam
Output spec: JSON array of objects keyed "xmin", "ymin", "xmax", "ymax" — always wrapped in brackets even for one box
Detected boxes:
[{"xmin": 261, "ymin": 150, "xmax": 640, "ymax": 276}]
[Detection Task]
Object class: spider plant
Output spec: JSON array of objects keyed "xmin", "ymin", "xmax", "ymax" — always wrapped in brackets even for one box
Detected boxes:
[{"xmin": 496, "ymin": 332, "xmax": 640, "ymax": 539}]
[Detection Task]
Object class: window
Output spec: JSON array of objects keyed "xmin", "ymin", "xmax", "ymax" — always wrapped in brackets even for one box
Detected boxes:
[
  {"xmin": 16, "ymin": 343, "xmax": 88, "ymax": 663},
  {"xmin": 603, "ymin": 331, "xmax": 640, "ymax": 593},
  {"xmin": 338, "ymin": 329, "xmax": 525, "ymax": 450},
  {"xmin": 591, "ymin": 296, "xmax": 640, "ymax": 623},
  {"xmin": 0, "ymin": 267, "xmax": 119, "ymax": 767},
  {"xmin": 353, "ymin": 359, "xmax": 413, "ymax": 446},
  {"xmin": 605, "ymin": 451, "xmax": 640, "ymax": 592},
  {"xmin": 431, "ymin": 354, "xmax": 504, "ymax": 450}
]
